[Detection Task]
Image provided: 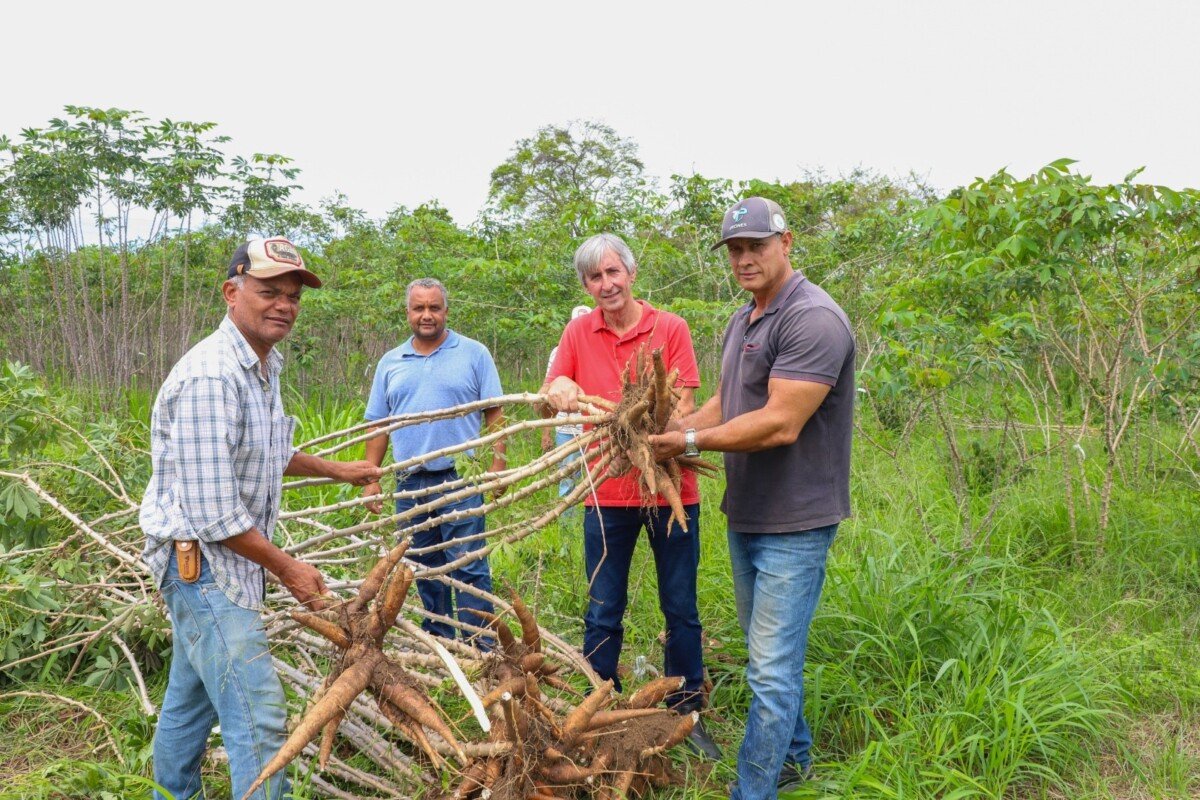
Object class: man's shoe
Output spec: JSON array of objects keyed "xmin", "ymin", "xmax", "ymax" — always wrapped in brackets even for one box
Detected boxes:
[
  {"xmin": 778, "ymin": 762, "xmax": 814, "ymax": 794},
  {"xmin": 684, "ymin": 717, "xmax": 722, "ymax": 760},
  {"xmin": 727, "ymin": 765, "xmax": 813, "ymax": 798}
]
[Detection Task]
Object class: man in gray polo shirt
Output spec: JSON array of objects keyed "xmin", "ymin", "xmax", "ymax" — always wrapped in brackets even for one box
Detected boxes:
[{"xmin": 650, "ymin": 198, "xmax": 854, "ymax": 799}]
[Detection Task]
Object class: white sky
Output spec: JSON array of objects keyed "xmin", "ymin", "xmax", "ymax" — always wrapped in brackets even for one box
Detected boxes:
[{"xmin": 6, "ymin": 0, "xmax": 1200, "ymax": 227}]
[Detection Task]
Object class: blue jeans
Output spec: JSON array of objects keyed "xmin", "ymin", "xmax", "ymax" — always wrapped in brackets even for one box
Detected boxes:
[
  {"xmin": 728, "ymin": 523, "xmax": 837, "ymax": 800},
  {"xmin": 153, "ymin": 551, "xmax": 289, "ymax": 800},
  {"xmin": 555, "ymin": 430, "xmax": 584, "ymax": 508},
  {"xmin": 582, "ymin": 504, "xmax": 705, "ymax": 710},
  {"xmin": 556, "ymin": 431, "xmax": 585, "ymax": 520},
  {"xmin": 398, "ymin": 469, "xmax": 494, "ymax": 642}
]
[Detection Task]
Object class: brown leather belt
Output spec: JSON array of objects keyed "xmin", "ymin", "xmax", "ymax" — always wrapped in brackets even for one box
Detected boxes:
[{"xmin": 175, "ymin": 540, "xmax": 200, "ymax": 583}]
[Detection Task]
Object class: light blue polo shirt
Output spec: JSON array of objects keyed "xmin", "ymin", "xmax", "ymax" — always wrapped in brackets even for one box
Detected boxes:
[{"xmin": 365, "ymin": 330, "xmax": 504, "ymax": 471}]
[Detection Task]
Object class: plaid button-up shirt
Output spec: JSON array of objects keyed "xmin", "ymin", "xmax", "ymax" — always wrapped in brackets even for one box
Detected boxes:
[{"xmin": 140, "ymin": 316, "xmax": 297, "ymax": 609}]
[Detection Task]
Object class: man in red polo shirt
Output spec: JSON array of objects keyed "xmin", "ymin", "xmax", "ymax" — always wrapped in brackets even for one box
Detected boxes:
[{"xmin": 542, "ymin": 232, "xmax": 720, "ymax": 759}]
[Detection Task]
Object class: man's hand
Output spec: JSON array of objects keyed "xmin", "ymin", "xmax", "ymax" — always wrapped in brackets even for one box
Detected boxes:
[
  {"xmin": 362, "ymin": 480, "xmax": 384, "ymax": 515},
  {"xmin": 544, "ymin": 376, "xmax": 583, "ymax": 413},
  {"xmin": 648, "ymin": 431, "xmax": 686, "ymax": 461},
  {"xmin": 333, "ymin": 460, "xmax": 384, "ymax": 486},
  {"xmin": 276, "ymin": 556, "xmax": 329, "ymax": 611}
]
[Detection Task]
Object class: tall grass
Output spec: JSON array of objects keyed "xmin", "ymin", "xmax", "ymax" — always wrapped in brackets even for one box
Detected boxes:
[
  {"xmin": 3, "ymin": 387, "xmax": 1199, "ymax": 799},
  {"xmin": 806, "ymin": 537, "xmax": 1118, "ymax": 798}
]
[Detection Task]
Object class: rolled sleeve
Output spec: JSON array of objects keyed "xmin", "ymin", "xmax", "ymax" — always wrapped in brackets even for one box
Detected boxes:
[
  {"xmin": 197, "ymin": 504, "xmax": 256, "ymax": 542},
  {"xmin": 172, "ymin": 376, "xmax": 255, "ymax": 543}
]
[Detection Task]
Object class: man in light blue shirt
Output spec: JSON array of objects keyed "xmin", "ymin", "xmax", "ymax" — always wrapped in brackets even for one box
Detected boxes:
[{"xmin": 362, "ymin": 278, "xmax": 506, "ymax": 643}]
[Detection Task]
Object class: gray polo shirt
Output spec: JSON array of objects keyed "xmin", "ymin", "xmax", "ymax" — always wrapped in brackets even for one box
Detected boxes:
[{"xmin": 718, "ymin": 270, "xmax": 855, "ymax": 533}]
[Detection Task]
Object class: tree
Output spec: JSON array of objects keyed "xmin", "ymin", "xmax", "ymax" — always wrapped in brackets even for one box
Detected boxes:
[
  {"xmin": 0, "ymin": 107, "xmax": 311, "ymax": 394},
  {"xmin": 906, "ymin": 160, "xmax": 1200, "ymax": 545},
  {"xmin": 485, "ymin": 121, "xmax": 652, "ymax": 238}
]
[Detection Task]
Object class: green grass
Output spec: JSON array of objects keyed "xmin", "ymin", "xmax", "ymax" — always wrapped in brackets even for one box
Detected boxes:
[{"xmin": 2, "ymin": 390, "xmax": 1199, "ymax": 799}]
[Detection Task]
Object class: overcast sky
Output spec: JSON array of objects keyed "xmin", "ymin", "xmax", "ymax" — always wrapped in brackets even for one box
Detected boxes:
[{"xmin": 5, "ymin": 0, "xmax": 1199, "ymax": 227}]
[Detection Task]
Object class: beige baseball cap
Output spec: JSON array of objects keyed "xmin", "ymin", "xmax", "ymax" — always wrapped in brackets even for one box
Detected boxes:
[{"xmin": 228, "ymin": 237, "xmax": 322, "ymax": 288}]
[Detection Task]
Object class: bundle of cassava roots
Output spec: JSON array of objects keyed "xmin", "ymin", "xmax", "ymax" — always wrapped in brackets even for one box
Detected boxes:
[{"xmin": 1, "ymin": 347, "xmax": 718, "ymax": 799}]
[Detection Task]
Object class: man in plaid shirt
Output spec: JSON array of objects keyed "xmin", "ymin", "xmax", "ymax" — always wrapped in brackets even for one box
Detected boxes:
[{"xmin": 140, "ymin": 237, "xmax": 381, "ymax": 800}]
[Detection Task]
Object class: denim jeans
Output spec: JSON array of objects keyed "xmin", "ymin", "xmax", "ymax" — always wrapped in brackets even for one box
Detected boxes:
[
  {"xmin": 398, "ymin": 469, "xmax": 494, "ymax": 642},
  {"xmin": 582, "ymin": 503, "xmax": 705, "ymax": 710},
  {"xmin": 555, "ymin": 430, "xmax": 584, "ymax": 515},
  {"xmin": 153, "ymin": 551, "xmax": 289, "ymax": 800},
  {"xmin": 728, "ymin": 523, "xmax": 837, "ymax": 800}
]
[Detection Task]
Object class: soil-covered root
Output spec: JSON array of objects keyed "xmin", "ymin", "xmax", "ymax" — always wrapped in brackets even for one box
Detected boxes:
[
  {"xmin": 603, "ymin": 345, "xmax": 720, "ymax": 532},
  {"xmin": 241, "ymin": 545, "xmax": 464, "ymax": 800},
  {"xmin": 450, "ymin": 594, "xmax": 702, "ymax": 800}
]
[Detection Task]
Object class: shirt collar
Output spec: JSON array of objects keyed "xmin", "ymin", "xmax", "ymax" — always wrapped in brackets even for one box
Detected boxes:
[
  {"xmin": 591, "ymin": 299, "xmax": 657, "ymax": 338},
  {"xmin": 740, "ymin": 271, "xmax": 806, "ymax": 322},
  {"xmin": 400, "ymin": 329, "xmax": 460, "ymax": 356},
  {"xmin": 220, "ymin": 316, "xmax": 282, "ymax": 374}
]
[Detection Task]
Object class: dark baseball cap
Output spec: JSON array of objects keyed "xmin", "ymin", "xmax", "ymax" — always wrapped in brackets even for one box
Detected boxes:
[
  {"xmin": 228, "ymin": 237, "xmax": 322, "ymax": 288},
  {"xmin": 711, "ymin": 197, "xmax": 789, "ymax": 250}
]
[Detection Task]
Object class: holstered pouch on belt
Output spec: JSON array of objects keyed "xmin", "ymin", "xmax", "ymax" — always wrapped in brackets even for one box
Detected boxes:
[{"xmin": 175, "ymin": 540, "xmax": 200, "ymax": 583}]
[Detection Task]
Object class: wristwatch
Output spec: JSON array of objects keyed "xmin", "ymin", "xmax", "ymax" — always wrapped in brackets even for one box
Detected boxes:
[{"xmin": 683, "ymin": 428, "xmax": 700, "ymax": 457}]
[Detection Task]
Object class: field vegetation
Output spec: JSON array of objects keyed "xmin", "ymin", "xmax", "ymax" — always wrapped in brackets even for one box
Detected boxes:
[{"xmin": 1, "ymin": 107, "xmax": 1198, "ymax": 798}]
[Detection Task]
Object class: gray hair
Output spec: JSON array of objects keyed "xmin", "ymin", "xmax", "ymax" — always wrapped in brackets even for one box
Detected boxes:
[
  {"xmin": 406, "ymin": 277, "xmax": 448, "ymax": 306},
  {"xmin": 573, "ymin": 233, "xmax": 636, "ymax": 285}
]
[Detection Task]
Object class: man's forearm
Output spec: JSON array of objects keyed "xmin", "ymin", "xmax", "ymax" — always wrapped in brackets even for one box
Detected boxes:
[
  {"xmin": 222, "ymin": 527, "xmax": 292, "ymax": 575},
  {"xmin": 285, "ymin": 451, "xmax": 381, "ymax": 485},
  {"xmin": 694, "ymin": 379, "xmax": 829, "ymax": 453},
  {"xmin": 223, "ymin": 527, "xmax": 328, "ymax": 608},
  {"xmin": 650, "ymin": 378, "xmax": 828, "ymax": 459},
  {"xmin": 537, "ymin": 381, "xmax": 555, "ymax": 418},
  {"xmin": 483, "ymin": 408, "xmax": 506, "ymax": 455},
  {"xmin": 364, "ymin": 429, "xmax": 388, "ymax": 468},
  {"xmin": 284, "ymin": 451, "xmax": 338, "ymax": 477},
  {"xmin": 693, "ymin": 407, "xmax": 796, "ymax": 453},
  {"xmin": 680, "ymin": 392, "xmax": 723, "ymax": 432}
]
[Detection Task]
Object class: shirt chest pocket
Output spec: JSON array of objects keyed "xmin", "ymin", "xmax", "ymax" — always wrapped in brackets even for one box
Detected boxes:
[{"xmin": 739, "ymin": 343, "xmax": 774, "ymax": 384}]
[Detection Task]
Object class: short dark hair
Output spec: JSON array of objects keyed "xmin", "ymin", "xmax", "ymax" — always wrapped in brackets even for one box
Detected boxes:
[{"xmin": 406, "ymin": 277, "xmax": 448, "ymax": 306}]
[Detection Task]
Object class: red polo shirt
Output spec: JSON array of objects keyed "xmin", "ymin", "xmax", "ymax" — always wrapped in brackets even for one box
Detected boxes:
[{"xmin": 548, "ymin": 301, "xmax": 701, "ymax": 507}]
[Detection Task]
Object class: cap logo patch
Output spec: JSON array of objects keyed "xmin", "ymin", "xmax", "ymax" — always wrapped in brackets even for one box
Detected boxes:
[
  {"xmin": 732, "ymin": 207, "xmax": 749, "ymax": 222},
  {"xmin": 772, "ymin": 213, "xmax": 786, "ymax": 230},
  {"xmin": 265, "ymin": 239, "xmax": 302, "ymax": 266}
]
